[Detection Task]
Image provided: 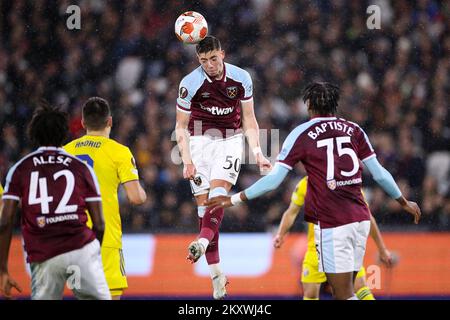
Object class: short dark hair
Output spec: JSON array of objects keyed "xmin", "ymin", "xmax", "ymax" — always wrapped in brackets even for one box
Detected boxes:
[
  {"xmin": 302, "ymin": 82, "xmax": 340, "ymax": 115},
  {"xmin": 196, "ymin": 35, "xmax": 221, "ymax": 55},
  {"xmin": 27, "ymin": 102, "xmax": 69, "ymax": 147},
  {"xmin": 82, "ymin": 97, "xmax": 111, "ymax": 130}
]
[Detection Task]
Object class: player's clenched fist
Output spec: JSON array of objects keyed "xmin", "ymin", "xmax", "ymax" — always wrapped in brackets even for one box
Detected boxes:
[
  {"xmin": 0, "ymin": 272, "xmax": 22, "ymax": 299},
  {"xmin": 273, "ymin": 234, "xmax": 285, "ymax": 249}
]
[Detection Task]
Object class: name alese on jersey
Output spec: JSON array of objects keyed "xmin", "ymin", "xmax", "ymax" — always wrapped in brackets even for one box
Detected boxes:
[
  {"xmin": 200, "ymin": 103, "xmax": 234, "ymax": 116},
  {"xmin": 307, "ymin": 121, "xmax": 354, "ymax": 140},
  {"xmin": 33, "ymin": 155, "xmax": 72, "ymax": 167}
]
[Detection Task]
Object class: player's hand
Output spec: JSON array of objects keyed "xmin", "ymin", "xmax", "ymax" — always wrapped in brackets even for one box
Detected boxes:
[
  {"xmin": 379, "ymin": 248, "xmax": 394, "ymax": 268},
  {"xmin": 273, "ymin": 234, "xmax": 285, "ymax": 249},
  {"xmin": 255, "ymin": 153, "xmax": 272, "ymax": 174},
  {"xmin": 0, "ymin": 272, "xmax": 22, "ymax": 299},
  {"xmin": 183, "ymin": 163, "xmax": 197, "ymax": 180},
  {"xmin": 402, "ymin": 200, "xmax": 421, "ymax": 224},
  {"xmin": 204, "ymin": 195, "xmax": 232, "ymax": 213}
]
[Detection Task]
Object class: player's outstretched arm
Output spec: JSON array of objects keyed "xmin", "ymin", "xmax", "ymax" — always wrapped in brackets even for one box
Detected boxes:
[
  {"xmin": 175, "ymin": 110, "xmax": 196, "ymax": 179},
  {"xmin": 0, "ymin": 199, "xmax": 22, "ymax": 298},
  {"xmin": 87, "ymin": 201, "xmax": 105, "ymax": 245},
  {"xmin": 274, "ymin": 202, "xmax": 302, "ymax": 249},
  {"xmin": 205, "ymin": 163, "xmax": 289, "ymax": 212},
  {"xmin": 368, "ymin": 214, "xmax": 393, "ymax": 267},
  {"xmin": 241, "ymin": 99, "xmax": 272, "ymax": 173},
  {"xmin": 123, "ymin": 180, "xmax": 147, "ymax": 205},
  {"xmin": 364, "ymin": 157, "xmax": 421, "ymax": 224}
]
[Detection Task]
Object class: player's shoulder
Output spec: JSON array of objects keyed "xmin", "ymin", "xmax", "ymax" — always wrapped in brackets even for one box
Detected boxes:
[
  {"xmin": 63, "ymin": 137, "xmax": 81, "ymax": 150},
  {"xmin": 338, "ymin": 117, "xmax": 365, "ymax": 132},
  {"xmin": 7, "ymin": 149, "xmax": 42, "ymax": 175},
  {"xmin": 225, "ymin": 62, "xmax": 251, "ymax": 82},
  {"xmin": 180, "ymin": 66, "xmax": 207, "ymax": 87},
  {"xmin": 103, "ymin": 138, "xmax": 131, "ymax": 152},
  {"xmin": 102, "ymin": 138, "xmax": 133, "ymax": 160},
  {"xmin": 290, "ymin": 118, "xmax": 324, "ymax": 139}
]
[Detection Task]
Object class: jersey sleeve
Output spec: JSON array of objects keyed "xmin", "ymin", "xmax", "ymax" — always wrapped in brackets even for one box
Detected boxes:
[
  {"xmin": 176, "ymin": 76, "xmax": 195, "ymax": 114},
  {"xmin": 355, "ymin": 126, "xmax": 376, "ymax": 162},
  {"xmin": 276, "ymin": 133, "xmax": 303, "ymax": 170},
  {"xmin": 82, "ymin": 163, "xmax": 102, "ymax": 202},
  {"xmin": 291, "ymin": 177, "xmax": 308, "ymax": 207},
  {"xmin": 117, "ymin": 147, "xmax": 140, "ymax": 184},
  {"xmin": 2, "ymin": 164, "xmax": 22, "ymax": 201},
  {"xmin": 241, "ymin": 70, "xmax": 253, "ymax": 102}
]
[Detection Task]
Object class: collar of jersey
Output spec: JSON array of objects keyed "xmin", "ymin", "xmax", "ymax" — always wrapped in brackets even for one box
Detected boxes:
[
  {"xmin": 311, "ymin": 116, "xmax": 337, "ymax": 121},
  {"xmin": 203, "ymin": 63, "xmax": 227, "ymax": 83},
  {"xmin": 37, "ymin": 146, "xmax": 62, "ymax": 151}
]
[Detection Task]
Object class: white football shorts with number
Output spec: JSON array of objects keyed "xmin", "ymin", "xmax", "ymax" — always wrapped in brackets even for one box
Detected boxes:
[{"xmin": 189, "ymin": 133, "xmax": 244, "ymax": 195}]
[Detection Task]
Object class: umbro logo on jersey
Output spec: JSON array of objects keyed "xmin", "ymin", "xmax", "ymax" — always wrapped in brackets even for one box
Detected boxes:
[
  {"xmin": 210, "ymin": 217, "xmax": 219, "ymax": 225},
  {"xmin": 201, "ymin": 92, "xmax": 211, "ymax": 98}
]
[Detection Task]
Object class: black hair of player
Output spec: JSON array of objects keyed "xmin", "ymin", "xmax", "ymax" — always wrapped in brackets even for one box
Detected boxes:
[
  {"xmin": 302, "ymin": 82, "xmax": 340, "ymax": 116},
  {"xmin": 196, "ymin": 35, "xmax": 221, "ymax": 55},
  {"xmin": 82, "ymin": 97, "xmax": 111, "ymax": 130},
  {"xmin": 27, "ymin": 102, "xmax": 69, "ymax": 147}
]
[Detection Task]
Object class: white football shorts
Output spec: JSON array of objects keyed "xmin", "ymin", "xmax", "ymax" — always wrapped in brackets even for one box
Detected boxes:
[
  {"xmin": 189, "ymin": 133, "xmax": 244, "ymax": 195},
  {"xmin": 314, "ymin": 220, "xmax": 371, "ymax": 273},
  {"xmin": 30, "ymin": 239, "xmax": 111, "ymax": 300}
]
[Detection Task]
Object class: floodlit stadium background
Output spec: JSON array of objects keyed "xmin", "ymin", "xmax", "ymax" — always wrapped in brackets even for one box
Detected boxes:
[{"xmin": 1, "ymin": 0, "xmax": 449, "ymax": 299}]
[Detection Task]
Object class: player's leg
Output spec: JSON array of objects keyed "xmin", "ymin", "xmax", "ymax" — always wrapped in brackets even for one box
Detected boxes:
[
  {"xmin": 301, "ymin": 248, "xmax": 326, "ymax": 300},
  {"xmin": 202, "ymin": 179, "xmax": 232, "ymax": 299},
  {"xmin": 186, "ymin": 136, "xmax": 212, "ymax": 262},
  {"xmin": 302, "ymin": 283, "xmax": 321, "ymax": 300},
  {"xmin": 30, "ymin": 256, "xmax": 66, "ymax": 300},
  {"xmin": 353, "ymin": 221, "xmax": 373, "ymax": 300},
  {"xmin": 325, "ymin": 272, "xmax": 356, "ymax": 300},
  {"xmin": 71, "ymin": 239, "xmax": 111, "ymax": 300},
  {"xmin": 354, "ymin": 268, "xmax": 375, "ymax": 300},
  {"xmin": 101, "ymin": 246, "xmax": 128, "ymax": 300}
]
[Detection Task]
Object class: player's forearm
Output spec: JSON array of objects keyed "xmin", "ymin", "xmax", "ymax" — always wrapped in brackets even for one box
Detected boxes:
[
  {"xmin": 175, "ymin": 127, "xmax": 193, "ymax": 164},
  {"xmin": 237, "ymin": 163, "xmax": 289, "ymax": 201},
  {"xmin": 364, "ymin": 157, "xmax": 402, "ymax": 199},
  {"xmin": 277, "ymin": 209, "xmax": 299, "ymax": 237},
  {"xmin": 369, "ymin": 215, "xmax": 387, "ymax": 252},
  {"xmin": 242, "ymin": 116, "xmax": 261, "ymax": 152}
]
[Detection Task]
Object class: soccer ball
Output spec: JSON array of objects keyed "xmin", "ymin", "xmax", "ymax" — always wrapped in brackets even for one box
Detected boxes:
[{"xmin": 174, "ymin": 11, "xmax": 208, "ymax": 44}]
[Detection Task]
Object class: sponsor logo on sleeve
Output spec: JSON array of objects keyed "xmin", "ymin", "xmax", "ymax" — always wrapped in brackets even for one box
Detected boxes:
[{"xmin": 179, "ymin": 87, "xmax": 188, "ymax": 99}]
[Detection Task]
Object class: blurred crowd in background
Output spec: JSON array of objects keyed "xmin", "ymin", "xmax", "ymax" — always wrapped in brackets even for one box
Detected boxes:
[{"xmin": 0, "ymin": 0, "xmax": 449, "ymax": 233}]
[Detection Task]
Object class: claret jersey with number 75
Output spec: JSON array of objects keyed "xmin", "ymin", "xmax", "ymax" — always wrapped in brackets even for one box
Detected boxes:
[{"xmin": 277, "ymin": 116, "xmax": 375, "ymax": 228}]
